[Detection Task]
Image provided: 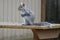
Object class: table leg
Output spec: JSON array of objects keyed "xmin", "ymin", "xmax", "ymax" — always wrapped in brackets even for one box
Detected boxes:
[{"xmin": 32, "ymin": 29, "xmax": 39, "ymax": 40}]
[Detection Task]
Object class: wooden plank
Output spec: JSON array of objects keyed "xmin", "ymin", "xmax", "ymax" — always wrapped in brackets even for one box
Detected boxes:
[
  {"xmin": 0, "ymin": 24, "xmax": 60, "ymax": 29},
  {"xmin": 0, "ymin": 22, "xmax": 60, "ymax": 29},
  {"xmin": 0, "ymin": 25, "xmax": 49, "ymax": 29}
]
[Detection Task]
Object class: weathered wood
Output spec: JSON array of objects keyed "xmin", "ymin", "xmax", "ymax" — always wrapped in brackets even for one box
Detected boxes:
[
  {"xmin": 0, "ymin": 25, "xmax": 49, "ymax": 29},
  {"xmin": 32, "ymin": 29, "xmax": 39, "ymax": 40},
  {"xmin": 0, "ymin": 24, "xmax": 60, "ymax": 29},
  {"xmin": 32, "ymin": 28, "xmax": 60, "ymax": 40},
  {"xmin": 36, "ymin": 29, "xmax": 60, "ymax": 39}
]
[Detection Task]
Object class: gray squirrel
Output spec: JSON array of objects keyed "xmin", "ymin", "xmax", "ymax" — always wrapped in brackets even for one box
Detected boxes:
[
  {"xmin": 18, "ymin": 2, "xmax": 35, "ymax": 25},
  {"xmin": 18, "ymin": 2, "xmax": 51, "ymax": 26}
]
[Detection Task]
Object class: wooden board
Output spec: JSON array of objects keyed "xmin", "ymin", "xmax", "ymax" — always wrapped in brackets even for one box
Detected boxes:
[
  {"xmin": 0, "ymin": 22, "xmax": 60, "ymax": 29},
  {"xmin": 0, "ymin": 24, "xmax": 60, "ymax": 29}
]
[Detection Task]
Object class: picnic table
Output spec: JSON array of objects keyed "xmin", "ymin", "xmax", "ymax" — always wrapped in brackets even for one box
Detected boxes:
[{"xmin": 0, "ymin": 22, "xmax": 60, "ymax": 40}]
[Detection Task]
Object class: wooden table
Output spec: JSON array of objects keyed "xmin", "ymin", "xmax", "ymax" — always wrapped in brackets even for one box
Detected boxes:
[
  {"xmin": 0, "ymin": 23, "xmax": 60, "ymax": 40},
  {"xmin": 32, "ymin": 27, "xmax": 60, "ymax": 40}
]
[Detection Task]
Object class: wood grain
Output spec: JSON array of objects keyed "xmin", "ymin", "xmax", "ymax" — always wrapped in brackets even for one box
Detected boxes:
[{"xmin": 0, "ymin": 24, "xmax": 60, "ymax": 29}]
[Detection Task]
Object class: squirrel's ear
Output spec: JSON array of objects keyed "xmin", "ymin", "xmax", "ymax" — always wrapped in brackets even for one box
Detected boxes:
[{"xmin": 20, "ymin": 2, "xmax": 25, "ymax": 7}]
